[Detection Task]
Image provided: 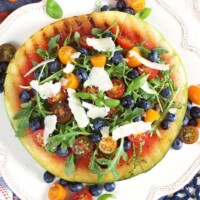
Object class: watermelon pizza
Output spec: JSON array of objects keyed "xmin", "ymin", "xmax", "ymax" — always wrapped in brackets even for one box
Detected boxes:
[{"xmin": 4, "ymin": 11, "xmax": 187, "ymax": 183}]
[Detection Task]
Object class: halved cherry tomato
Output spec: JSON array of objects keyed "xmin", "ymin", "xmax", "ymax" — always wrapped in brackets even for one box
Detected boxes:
[
  {"xmin": 138, "ymin": 65, "xmax": 159, "ymax": 79},
  {"xmin": 128, "ymin": 131, "xmax": 149, "ymax": 143},
  {"xmin": 98, "ymin": 136, "xmax": 117, "ymax": 154},
  {"xmin": 72, "ymin": 189, "xmax": 92, "ymax": 200},
  {"xmin": 58, "ymin": 46, "xmax": 76, "ymax": 64},
  {"xmin": 106, "ymin": 79, "xmax": 125, "ymax": 99},
  {"xmin": 48, "ymin": 91, "xmax": 68, "ymax": 104},
  {"xmin": 62, "ymin": 72, "xmax": 80, "ymax": 90},
  {"xmin": 79, "ymin": 35, "xmax": 93, "ymax": 50},
  {"xmin": 125, "ymin": 46, "xmax": 142, "ymax": 67},
  {"xmin": 32, "ymin": 129, "xmax": 44, "ymax": 147},
  {"xmin": 48, "ymin": 183, "xmax": 67, "ymax": 200},
  {"xmin": 178, "ymin": 126, "xmax": 199, "ymax": 144},
  {"xmin": 116, "ymin": 35, "xmax": 135, "ymax": 49},
  {"xmin": 188, "ymin": 85, "xmax": 200, "ymax": 105},
  {"xmin": 72, "ymin": 136, "xmax": 94, "ymax": 157},
  {"xmin": 130, "ymin": 0, "xmax": 146, "ymax": 12},
  {"xmin": 50, "ymin": 102, "xmax": 72, "ymax": 124},
  {"xmin": 90, "ymin": 54, "xmax": 107, "ymax": 67},
  {"xmin": 82, "ymin": 86, "xmax": 99, "ymax": 95},
  {"xmin": 144, "ymin": 109, "xmax": 161, "ymax": 123}
]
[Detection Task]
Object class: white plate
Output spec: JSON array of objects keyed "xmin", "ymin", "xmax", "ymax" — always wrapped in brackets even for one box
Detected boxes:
[{"xmin": 0, "ymin": 0, "xmax": 200, "ymax": 200}]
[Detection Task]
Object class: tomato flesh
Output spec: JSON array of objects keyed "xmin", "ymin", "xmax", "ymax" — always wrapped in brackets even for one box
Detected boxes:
[
  {"xmin": 98, "ymin": 136, "xmax": 117, "ymax": 154},
  {"xmin": 116, "ymin": 35, "xmax": 135, "ymax": 49},
  {"xmin": 32, "ymin": 129, "xmax": 44, "ymax": 147},
  {"xmin": 106, "ymin": 79, "xmax": 125, "ymax": 99},
  {"xmin": 179, "ymin": 126, "xmax": 199, "ymax": 144},
  {"xmin": 138, "ymin": 65, "xmax": 158, "ymax": 79},
  {"xmin": 72, "ymin": 189, "xmax": 92, "ymax": 200}
]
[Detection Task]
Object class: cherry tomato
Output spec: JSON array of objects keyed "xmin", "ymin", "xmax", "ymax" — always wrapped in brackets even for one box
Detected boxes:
[
  {"xmin": 0, "ymin": 43, "xmax": 16, "ymax": 62},
  {"xmin": 98, "ymin": 136, "xmax": 117, "ymax": 154},
  {"xmin": 106, "ymin": 79, "xmax": 125, "ymax": 99},
  {"xmin": 138, "ymin": 65, "xmax": 158, "ymax": 79},
  {"xmin": 72, "ymin": 189, "xmax": 92, "ymax": 200},
  {"xmin": 144, "ymin": 109, "xmax": 161, "ymax": 123},
  {"xmin": 90, "ymin": 54, "xmax": 107, "ymax": 67},
  {"xmin": 178, "ymin": 126, "xmax": 199, "ymax": 144},
  {"xmin": 62, "ymin": 73, "xmax": 80, "ymax": 90},
  {"xmin": 82, "ymin": 86, "xmax": 99, "ymax": 95},
  {"xmin": 72, "ymin": 136, "xmax": 94, "ymax": 157},
  {"xmin": 48, "ymin": 183, "xmax": 67, "ymax": 200},
  {"xmin": 48, "ymin": 91, "xmax": 68, "ymax": 104},
  {"xmin": 79, "ymin": 35, "xmax": 93, "ymax": 50},
  {"xmin": 130, "ymin": 0, "xmax": 146, "ymax": 12},
  {"xmin": 116, "ymin": 35, "xmax": 135, "ymax": 49},
  {"xmin": 58, "ymin": 46, "xmax": 76, "ymax": 64},
  {"xmin": 50, "ymin": 102, "xmax": 72, "ymax": 124},
  {"xmin": 128, "ymin": 132, "xmax": 149, "ymax": 143},
  {"xmin": 188, "ymin": 85, "xmax": 200, "ymax": 105},
  {"xmin": 32, "ymin": 129, "xmax": 44, "ymax": 147},
  {"xmin": 125, "ymin": 46, "xmax": 142, "ymax": 67}
]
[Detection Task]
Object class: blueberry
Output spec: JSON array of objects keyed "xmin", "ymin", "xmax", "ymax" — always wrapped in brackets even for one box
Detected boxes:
[
  {"xmin": 69, "ymin": 182, "xmax": 84, "ymax": 192},
  {"xmin": 102, "ymin": 32, "xmax": 114, "ymax": 40},
  {"xmin": 133, "ymin": 115, "xmax": 142, "ymax": 122},
  {"xmin": 0, "ymin": 84, "xmax": 4, "ymax": 93},
  {"xmin": 90, "ymin": 132, "xmax": 102, "ymax": 143},
  {"xmin": 124, "ymin": 138, "xmax": 131, "ymax": 152},
  {"xmin": 59, "ymin": 179, "xmax": 69, "ymax": 186},
  {"xmin": 161, "ymin": 120, "xmax": 170, "ymax": 130},
  {"xmin": 187, "ymin": 100, "xmax": 193, "ymax": 111},
  {"xmin": 29, "ymin": 118, "xmax": 41, "ymax": 131},
  {"xmin": 112, "ymin": 51, "xmax": 123, "ymax": 65},
  {"xmin": 93, "ymin": 118, "xmax": 106, "ymax": 132},
  {"xmin": 116, "ymin": 0, "xmax": 126, "ymax": 11},
  {"xmin": 122, "ymin": 7, "xmax": 135, "ymax": 15},
  {"xmin": 89, "ymin": 184, "xmax": 103, "ymax": 196},
  {"xmin": 77, "ymin": 46, "xmax": 88, "ymax": 55},
  {"xmin": 182, "ymin": 116, "xmax": 189, "ymax": 127},
  {"xmin": 160, "ymin": 88, "xmax": 172, "ymax": 99},
  {"xmin": 188, "ymin": 118, "xmax": 198, "ymax": 126},
  {"xmin": 165, "ymin": 112, "xmax": 176, "ymax": 122},
  {"xmin": 127, "ymin": 69, "xmax": 139, "ymax": 79},
  {"xmin": 137, "ymin": 100, "xmax": 152, "ymax": 111},
  {"xmin": 56, "ymin": 145, "xmax": 69, "ymax": 157},
  {"xmin": 0, "ymin": 62, "xmax": 8, "ymax": 72},
  {"xmin": 104, "ymin": 182, "xmax": 116, "ymax": 192},
  {"xmin": 43, "ymin": 171, "xmax": 55, "ymax": 183},
  {"xmin": 120, "ymin": 95, "xmax": 135, "ymax": 108},
  {"xmin": 171, "ymin": 138, "xmax": 183, "ymax": 150},
  {"xmin": 0, "ymin": 72, "xmax": 6, "ymax": 85},
  {"xmin": 148, "ymin": 50, "xmax": 159, "ymax": 63},
  {"xmin": 75, "ymin": 68, "xmax": 88, "ymax": 83},
  {"xmin": 19, "ymin": 90, "xmax": 31, "ymax": 103},
  {"xmin": 101, "ymin": 5, "xmax": 110, "ymax": 11},
  {"xmin": 48, "ymin": 59, "xmax": 61, "ymax": 73},
  {"xmin": 34, "ymin": 68, "xmax": 46, "ymax": 80},
  {"xmin": 190, "ymin": 106, "xmax": 200, "ymax": 119}
]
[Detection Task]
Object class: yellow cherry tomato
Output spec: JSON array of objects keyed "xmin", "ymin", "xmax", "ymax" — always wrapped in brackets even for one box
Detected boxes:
[
  {"xmin": 188, "ymin": 85, "xmax": 200, "ymax": 105},
  {"xmin": 130, "ymin": 0, "xmax": 146, "ymax": 12},
  {"xmin": 48, "ymin": 183, "xmax": 67, "ymax": 200},
  {"xmin": 98, "ymin": 136, "xmax": 117, "ymax": 154},
  {"xmin": 62, "ymin": 73, "xmax": 79, "ymax": 90},
  {"xmin": 144, "ymin": 109, "xmax": 161, "ymax": 123},
  {"xmin": 125, "ymin": 46, "xmax": 142, "ymax": 67},
  {"xmin": 90, "ymin": 54, "xmax": 107, "ymax": 67},
  {"xmin": 58, "ymin": 46, "xmax": 76, "ymax": 64}
]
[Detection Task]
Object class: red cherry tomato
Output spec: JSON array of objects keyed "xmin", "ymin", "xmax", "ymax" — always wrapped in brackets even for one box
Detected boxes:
[
  {"xmin": 48, "ymin": 91, "xmax": 68, "ymax": 105},
  {"xmin": 128, "ymin": 131, "xmax": 149, "ymax": 143},
  {"xmin": 138, "ymin": 65, "xmax": 158, "ymax": 79},
  {"xmin": 72, "ymin": 136, "xmax": 94, "ymax": 157},
  {"xmin": 79, "ymin": 35, "xmax": 93, "ymax": 50},
  {"xmin": 106, "ymin": 79, "xmax": 125, "ymax": 99},
  {"xmin": 116, "ymin": 35, "xmax": 135, "ymax": 49},
  {"xmin": 72, "ymin": 189, "xmax": 92, "ymax": 200},
  {"xmin": 32, "ymin": 129, "xmax": 44, "ymax": 147},
  {"xmin": 50, "ymin": 102, "xmax": 72, "ymax": 124}
]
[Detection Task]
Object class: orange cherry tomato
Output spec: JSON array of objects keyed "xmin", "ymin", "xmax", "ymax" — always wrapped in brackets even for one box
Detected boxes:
[
  {"xmin": 90, "ymin": 54, "xmax": 107, "ymax": 67},
  {"xmin": 7, "ymin": 0, "xmax": 18, "ymax": 2},
  {"xmin": 138, "ymin": 65, "xmax": 159, "ymax": 79},
  {"xmin": 62, "ymin": 73, "xmax": 80, "ymax": 90},
  {"xmin": 130, "ymin": 0, "xmax": 146, "ymax": 12},
  {"xmin": 48, "ymin": 91, "xmax": 68, "ymax": 104},
  {"xmin": 178, "ymin": 126, "xmax": 199, "ymax": 144},
  {"xmin": 48, "ymin": 183, "xmax": 67, "ymax": 200},
  {"xmin": 116, "ymin": 35, "xmax": 135, "ymax": 49},
  {"xmin": 32, "ymin": 129, "xmax": 44, "ymax": 147},
  {"xmin": 188, "ymin": 85, "xmax": 200, "ymax": 105},
  {"xmin": 144, "ymin": 109, "xmax": 161, "ymax": 123},
  {"xmin": 125, "ymin": 46, "xmax": 142, "ymax": 67},
  {"xmin": 128, "ymin": 131, "xmax": 149, "ymax": 143},
  {"xmin": 72, "ymin": 189, "xmax": 92, "ymax": 200},
  {"xmin": 98, "ymin": 136, "xmax": 117, "ymax": 154},
  {"xmin": 58, "ymin": 46, "xmax": 76, "ymax": 64}
]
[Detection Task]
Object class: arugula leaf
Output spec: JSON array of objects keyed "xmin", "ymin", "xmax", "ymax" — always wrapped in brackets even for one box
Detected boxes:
[
  {"xmin": 48, "ymin": 35, "xmax": 60, "ymax": 56},
  {"xmin": 97, "ymin": 194, "xmax": 116, "ymax": 200},
  {"xmin": 46, "ymin": 0, "xmax": 63, "ymax": 19},
  {"xmin": 65, "ymin": 154, "xmax": 75, "ymax": 176},
  {"xmin": 92, "ymin": 28, "xmax": 103, "ymax": 37},
  {"xmin": 153, "ymin": 47, "xmax": 168, "ymax": 55},
  {"xmin": 136, "ymin": 8, "xmax": 152, "ymax": 19},
  {"xmin": 103, "ymin": 99, "xmax": 120, "ymax": 108},
  {"xmin": 36, "ymin": 49, "xmax": 49, "ymax": 60},
  {"xmin": 76, "ymin": 92, "xmax": 97, "ymax": 101},
  {"xmin": 74, "ymin": 31, "xmax": 80, "ymax": 46}
]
